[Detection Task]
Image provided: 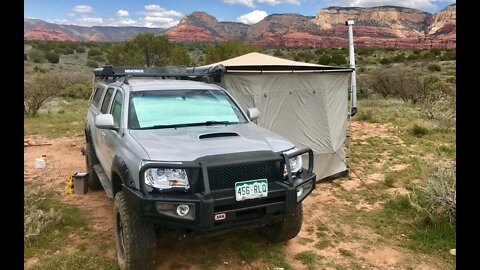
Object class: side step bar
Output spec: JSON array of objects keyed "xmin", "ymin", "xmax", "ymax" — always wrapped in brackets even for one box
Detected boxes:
[{"xmin": 93, "ymin": 164, "xmax": 114, "ymax": 199}]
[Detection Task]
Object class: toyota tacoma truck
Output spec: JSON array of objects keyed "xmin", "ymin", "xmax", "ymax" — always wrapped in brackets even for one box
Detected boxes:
[{"xmin": 84, "ymin": 66, "xmax": 316, "ymax": 270}]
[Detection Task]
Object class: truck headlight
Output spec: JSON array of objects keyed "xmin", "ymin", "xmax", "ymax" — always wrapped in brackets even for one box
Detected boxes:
[
  {"xmin": 144, "ymin": 168, "xmax": 190, "ymax": 190},
  {"xmin": 289, "ymin": 155, "xmax": 303, "ymax": 173},
  {"xmin": 283, "ymin": 148, "xmax": 303, "ymax": 174}
]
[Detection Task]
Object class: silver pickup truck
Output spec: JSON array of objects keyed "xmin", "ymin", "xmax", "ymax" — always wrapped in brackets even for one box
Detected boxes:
[{"xmin": 84, "ymin": 66, "xmax": 316, "ymax": 270}]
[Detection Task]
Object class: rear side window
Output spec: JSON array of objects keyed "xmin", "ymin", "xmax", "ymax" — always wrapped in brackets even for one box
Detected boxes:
[
  {"xmin": 101, "ymin": 88, "xmax": 115, "ymax": 114},
  {"xmin": 91, "ymin": 86, "xmax": 105, "ymax": 108},
  {"xmin": 110, "ymin": 91, "xmax": 123, "ymax": 127}
]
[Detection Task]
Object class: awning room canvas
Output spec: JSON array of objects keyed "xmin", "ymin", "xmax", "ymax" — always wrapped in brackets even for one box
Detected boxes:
[{"xmin": 202, "ymin": 52, "xmax": 353, "ymax": 180}]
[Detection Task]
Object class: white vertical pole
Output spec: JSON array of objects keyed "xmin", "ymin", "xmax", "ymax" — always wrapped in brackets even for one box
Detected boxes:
[{"xmin": 346, "ymin": 20, "xmax": 357, "ymax": 116}]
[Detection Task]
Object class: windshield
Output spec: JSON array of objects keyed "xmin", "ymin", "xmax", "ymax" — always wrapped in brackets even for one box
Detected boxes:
[{"xmin": 128, "ymin": 89, "xmax": 248, "ymax": 129}]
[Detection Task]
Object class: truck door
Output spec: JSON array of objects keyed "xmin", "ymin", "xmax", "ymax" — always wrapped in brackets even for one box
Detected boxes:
[
  {"xmin": 96, "ymin": 87, "xmax": 115, "ymax": 176},
  {"xmin": 102, "ymin": 88, "xmax": 124, "ymax": 174}
]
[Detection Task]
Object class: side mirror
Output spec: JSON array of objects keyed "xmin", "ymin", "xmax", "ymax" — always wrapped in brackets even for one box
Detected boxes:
[
  {"xmin": 247, "ymin": 108, "xmax": 260, "ymax": 121},
  {"xmin": 95, "ymin": 114, "xmax": 115, "ymax": 129}
]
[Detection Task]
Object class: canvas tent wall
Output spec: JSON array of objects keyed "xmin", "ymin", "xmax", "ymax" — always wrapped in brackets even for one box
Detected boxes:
[{"xmin": 199, "ymin": 52, "xmax": 353, "ymax": 180}]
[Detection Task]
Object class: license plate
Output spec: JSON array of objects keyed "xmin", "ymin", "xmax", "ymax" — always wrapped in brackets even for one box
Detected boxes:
[{"xmin": 235, "ymin": 179, "xmax": 268, "ymax": 201}]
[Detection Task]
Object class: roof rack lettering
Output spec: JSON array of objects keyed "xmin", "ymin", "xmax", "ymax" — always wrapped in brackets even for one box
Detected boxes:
[{"xmin": 93, "ymin": 65, "xmax": 225, "ymax": 84}]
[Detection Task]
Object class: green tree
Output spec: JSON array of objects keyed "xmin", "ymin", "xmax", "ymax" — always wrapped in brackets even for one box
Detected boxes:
[
  {"xmin": 204, "ymin": 40, "xmax": 260, "ymax": 64},
  {"xmin": 330, "ymin": 54, "xmax": 347, "ymax": 65},
  {"xmin": 24, "ymin": 73, "xmax": 88, "ymax": 116},
  {"xmin": 106, "ymin": 33, "xmax": 190, "ymax": 66},
  {"xmin": 45, "ymin": 52, "xmax": 60, "ymax": 63},
  {"xmin": 28, "ymin": 49, "xmax": 46, "ymax": 63},
  {"xmin": 88, "ymin": 48, "xmax": 102, "ymax": 57},
  {"xmin": 317, "ymin": 55, "xmax": 331, "ymax": 65}
]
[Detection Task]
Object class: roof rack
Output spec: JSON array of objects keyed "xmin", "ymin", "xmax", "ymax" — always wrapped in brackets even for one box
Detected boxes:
[{"xmin": 93, "ymin": 65, "xmax": 226, "ymax": 84}]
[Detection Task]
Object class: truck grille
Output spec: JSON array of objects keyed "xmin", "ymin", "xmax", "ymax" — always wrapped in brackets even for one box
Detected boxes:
[{"xmin": 207, "ymin": 160, "xmax": 283, "ymax": 190}]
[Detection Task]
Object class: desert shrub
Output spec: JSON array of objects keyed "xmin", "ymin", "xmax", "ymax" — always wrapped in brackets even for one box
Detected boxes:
[
  {"xmin": 356, "ymin": 109, "xmax": 374, "ymax": 122},
  {"xmin": 356, "ymin": 74, "xmax": 374, "ymax": 99},
  {"xmin": 379, "ymin": 57, "xmax": 391, "ymax": 65},
  {"xmin": 28, "ymin": 49, "xmax": 46, "ymax": 63},
  {"xmin": 45, "ymin": 52, "xmax": 60, "ymax": 63},
  {"xmin": 410, "ymin": 161, "xmax": 456, "ymax": 223},
  {"xmin": 294, "ymin": 54, "xmax": 301, "ymax": 61},
  {"xmin": 24, "ymin": 53, "xmax": 27, "ymax": 60},
  {"xmin": 88, "ymin": 48, "xmax": 102, "ymax": 57},
  {"xmin": 86, "ymin": 60, "xmax": 98, "ymax": 68},
  {"xmin": 410, "ymin": 124, "xmax": 429, "ymax": 137},
  {"xmin": 24, "ymin": 73, "xmax": 88, "ymax": 116},
  {"xmin": 63, "ymin": 48, "xmax": 75, "ymax": 55},
  {"xmin": 24, "ymin": 195, "xmax": 63, "ymax": 244},
  {"xmin": 36, "ymin": 41, "xmax": 54, "ymax": 52},
  {"xmin": 53, "ymin": 48, "xmax": 66, "ymax": 54},
  {"xmin": 427, "ymin": 63, "xmax": 442, "ymax": 72},
  {"xmin": 315, "ymin": 48, "xmax": 325, "ymax": 55},
  {"xmin": 76, "ymin": 47, "xmax": 85, "ymax": 53},
  {"xmin": 440, "ymin": 50, "xmax": 455, "ymax": 61},
  {"xmin": 60, "ymin": 83, "xmax": 92, "ymax": 99},
  {"xmin": 371, "ymin": 67, "xmax": 422, "ymax": 102},
  {"xmin": 357, "ymin": 47, "xmax": 375, "ymax": 56},
  {"xmin": 446, "ymin": 76, "xmax": 456, "ymax": 84},
  {"xmin": 392, "ymin": 53, "xmax": 406, "ymax": 63},
  {"xmin": 273, "ymin": 49, "xmax": 284, "ymax": 57},
  {"xmin": 417, "ymin": 76, "xmax": 456, "ymax": 128},
  {"xmin": 407, "ymin": 54, "xmax": 419, "ymax": 61},
  {"xmin": 300, "ymin": 51, "xmax": 316, "ymax": 63},
  {"xmin": 33, "ymin": 66, "xmax": 48, "ymax": 73},
  {"xmin": 330, "ymin": 54, "xmax": 347, "ymax": 65},
  {"xmin": 430, "ymin": 48, "xmax": 441, "ymax": 56},
  {"xmin": 422, "ymin": 51, "xmax": 436, "ymax": 60},
  {"xmin": 413, "ymin": 49, "xmax": 421, "ymax": 54},
  {"xmin": 91, "ymin": 55, "xmax": 106, "ymax": 62},
  {"xmin": 317, "ymin": 54, "xmax": 330, "ymax": 65}
]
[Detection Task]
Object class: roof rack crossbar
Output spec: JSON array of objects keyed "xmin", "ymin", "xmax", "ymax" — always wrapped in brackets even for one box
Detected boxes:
[{"xmin": 93, "ymin": 65, "xmax": 226, "ymax": 84}]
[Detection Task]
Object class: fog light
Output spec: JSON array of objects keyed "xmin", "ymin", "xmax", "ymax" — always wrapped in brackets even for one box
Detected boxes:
[
  {"xmin": 296, "ymin": 186, "xmax": 304, "ymax": 198},
  {"xmin": 176, "ymin": 204, "xmax": 190, "ymax": 216},
  {"xmin": 296, "ymin": 180, "xmax": 313, "ymax": 202}
]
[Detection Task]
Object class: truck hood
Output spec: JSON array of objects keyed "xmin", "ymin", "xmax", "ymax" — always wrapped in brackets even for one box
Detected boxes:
[{"xmin": 129, "ymin": 122, "xmax": 294, "ymax": 162}]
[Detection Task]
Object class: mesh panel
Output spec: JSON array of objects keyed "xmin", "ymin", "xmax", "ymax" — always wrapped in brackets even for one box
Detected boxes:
[{"xmin": 207, "ymin": 160, "xmax": 283, "ymax": 190}]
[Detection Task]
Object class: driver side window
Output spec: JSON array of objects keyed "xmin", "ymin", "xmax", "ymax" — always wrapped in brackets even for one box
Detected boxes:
[{"xmin": 110, "ymin": 91, "xmax": 123, "ymax": 128}]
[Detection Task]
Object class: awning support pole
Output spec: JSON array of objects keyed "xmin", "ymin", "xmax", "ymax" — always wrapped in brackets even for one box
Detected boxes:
[{"xmin": 346, "ymin": 20, "xmax": 357, "ymax": 116}]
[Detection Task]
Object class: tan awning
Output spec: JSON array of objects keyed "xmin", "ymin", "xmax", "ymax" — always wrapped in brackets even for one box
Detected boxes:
[{"xmin": 201, "ymin": 52, "xmax": 351, "ymax": 72}]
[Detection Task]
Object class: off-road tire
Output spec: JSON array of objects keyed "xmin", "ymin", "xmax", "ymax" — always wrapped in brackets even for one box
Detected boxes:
[
  {"xmin": 259, "ymin": 202, "xmax": 303, "ymax": 242},
  {"xmin": 85, "ymin": 142, "xmax": 102, "ymax": 190},
  {"xmin": 114, "ymin": 191, "xmax": 156, "ymax": 270}
]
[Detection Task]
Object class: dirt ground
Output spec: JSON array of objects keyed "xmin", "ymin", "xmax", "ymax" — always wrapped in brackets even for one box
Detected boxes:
[{"xmin": 24, "ymin": 122, "xmax": 449, "ymax": 269}]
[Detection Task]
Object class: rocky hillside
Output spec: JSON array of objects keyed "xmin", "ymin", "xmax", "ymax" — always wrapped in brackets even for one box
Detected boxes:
[
  {"xmin": 24, "ymin": 4, "xmax": 455, "ymax": 48},
  {"xmin": 166, "ymin": 12, "xmax": 249, "ymax": 41},
  {"xmin": 24, "ymin": 18, "xmax": 167, "ymax": 42}
]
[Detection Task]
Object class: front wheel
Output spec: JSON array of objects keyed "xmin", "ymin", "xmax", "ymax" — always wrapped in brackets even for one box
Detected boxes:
[
  {"xmin": 258, "ymin": 202, "xmax": 303, "ymax": 242},
  {"xmin": 114, "ymin": 191, "xmax": 156, "ymax": 270}
]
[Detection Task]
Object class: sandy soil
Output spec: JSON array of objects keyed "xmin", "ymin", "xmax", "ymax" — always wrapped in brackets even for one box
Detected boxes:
[{"xmin": 24, "ymin": 130, "xmax": 446, "ymax": 270}]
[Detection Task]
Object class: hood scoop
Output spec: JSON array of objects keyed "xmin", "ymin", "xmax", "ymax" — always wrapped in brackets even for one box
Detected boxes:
[{"xmin": 199, "ymin": 132, "xmax": 240, "ymax": 139}]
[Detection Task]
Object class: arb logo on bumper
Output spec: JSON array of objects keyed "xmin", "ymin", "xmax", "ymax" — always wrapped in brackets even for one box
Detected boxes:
[{"xmin": 214, "ymin": 213, "xmax": 226, "ymax": 221}]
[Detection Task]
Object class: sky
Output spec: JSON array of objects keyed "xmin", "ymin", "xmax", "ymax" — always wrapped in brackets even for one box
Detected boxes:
[{"xmin": 24, "ymin": 0, "xmax": 456, "ymax": 28}]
